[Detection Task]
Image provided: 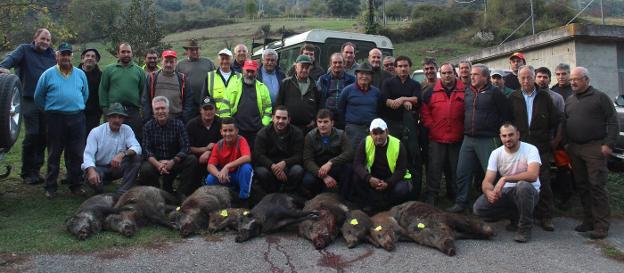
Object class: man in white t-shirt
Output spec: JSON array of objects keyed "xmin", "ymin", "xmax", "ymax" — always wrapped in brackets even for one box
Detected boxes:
[{"xmin": 473, "ymin": 123, "xmax": 541, "ymax": 243}]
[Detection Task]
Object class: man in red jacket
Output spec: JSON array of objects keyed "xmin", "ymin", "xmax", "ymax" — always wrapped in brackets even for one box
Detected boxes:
[{"xmin": 421, "ymin": 63, "xmax": 465, "ymax": 206}]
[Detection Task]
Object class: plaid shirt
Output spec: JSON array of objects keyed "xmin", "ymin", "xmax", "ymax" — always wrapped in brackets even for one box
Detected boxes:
[{"xmin": 142, "ymin": 118, "xmax": 189, "ymax": 160}]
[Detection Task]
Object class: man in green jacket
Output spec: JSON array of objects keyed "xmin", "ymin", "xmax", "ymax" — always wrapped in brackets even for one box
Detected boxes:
[{"xmin": 99, "ymin": 43, "xmax": 146, "ymax": 140}]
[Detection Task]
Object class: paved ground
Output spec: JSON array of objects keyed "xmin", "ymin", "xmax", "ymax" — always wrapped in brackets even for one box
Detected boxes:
[{"xmin": 4, "ymin": 217, "xmax": 624, "ymax": 273}]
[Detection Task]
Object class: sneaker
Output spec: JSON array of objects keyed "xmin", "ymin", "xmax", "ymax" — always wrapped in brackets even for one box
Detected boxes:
[
  {"xmin": 445, "ymin": 204, "xmax": 466, "ymax": 213},
  {"xmin": 574, "ymin": 222, "xmax": 594, "ymax": 232},
  {"xmin": 589, "ymin": 229, "xmax": 608, "ymax": 239},
  {"xmin": 540, "ymin": 218, "xmax": 555, "ymax": 232},
  {"xmin": 71, "ymin": 187, "xmax": 87, "ymax": 197},
  {"xmin": 45, "ymin": 190, "xmax": 56, "ymax": 199},
  {"xmin": 514, "ymin": 228, "xmax": 531, "ymax": 243}
]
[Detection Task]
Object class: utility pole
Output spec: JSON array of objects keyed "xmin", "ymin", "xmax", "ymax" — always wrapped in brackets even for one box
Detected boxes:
[
  {"xmin": 600, "ymin": 0, "xmax": 605, "ymax": 24},
  {"xmin": 483, "ymin": 0, "xmax": 487, "ymax": 29},
  {"xmin": 530, "ymin": 0, "xmax": 535, "ymax": 34}
]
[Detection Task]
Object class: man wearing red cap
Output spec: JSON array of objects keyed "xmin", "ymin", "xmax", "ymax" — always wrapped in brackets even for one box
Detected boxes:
[
  {"xmin": 504, "ymin": 52, "xmax": 526, "ymax": 90},
  {"xmin": 226, "ymin": 59, "xmax": 272, "ymax": 147},
  {"xmin": 142, "ymin": 49, "xmax": 194, "ymax": 124}
]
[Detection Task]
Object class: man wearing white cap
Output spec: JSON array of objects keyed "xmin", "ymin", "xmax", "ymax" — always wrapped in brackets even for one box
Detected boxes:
[
  {"xmin": 202, "ymin": 48, "xmax": 241, "ymax": 117},
  {"xmin": 352, "ymin": 118, "xmax": 412, "ymax": 212}
]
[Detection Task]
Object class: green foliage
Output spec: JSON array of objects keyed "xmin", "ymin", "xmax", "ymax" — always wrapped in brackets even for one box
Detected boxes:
[
  {"xmin": 383, "ymin": 4, "xmax": 475, "ymax": 42},
  {"xmin": 245, "ymin": 0, "xmax": 257, "ymax": 19},
  {"xmin": 326, "ymin": 0, "xmax": 361, "ymax": 17},
  {"xmin": 107, "ymin": 0, "xmax": 167, "ymax": 65},
  {"xmin": 67, "ymin": 0, "xmax": 121, "ymax": 44},
  {"xmin": 385, "ymin": 0, "xmax": 412, "ymax": 18}
]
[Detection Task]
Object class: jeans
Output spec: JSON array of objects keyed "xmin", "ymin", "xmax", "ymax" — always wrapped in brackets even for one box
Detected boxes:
[
  {"xmin": 426, "ymin": 141, "xmax": 460, "ymax": 200},
  {"xmin": 206, "ymin": 163, "xmax": 254, "ymax": 199},
  {"xmin": 84, "ymin": 155, "xmax": 141, "ymax": 193},
  {"xmin": 21, "ymin": 97, "xmax": 46, "ymax": 179},
  {"xmin": 45, "ymin": 112, "xmax": 86, "ymax": 192},
  {"xmin": 473, "ymin": 181, "xmax": 539, "ymax": 230},
  {"xmin": 254, "ymin": 165, "xmax": 304, "ymax": 193},
  {"xmin": 455, "ymin": 136, "xmax": 500, "ymax": 208},
  {"xmin": 534, "ymin": 152, "xmax": 554, "ymax": 220}
]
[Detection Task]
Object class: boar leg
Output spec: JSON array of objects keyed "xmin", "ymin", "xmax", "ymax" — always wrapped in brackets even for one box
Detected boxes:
[{"xmin": 445, "ymin": 215, "xmax": 495, "ymax": 239}]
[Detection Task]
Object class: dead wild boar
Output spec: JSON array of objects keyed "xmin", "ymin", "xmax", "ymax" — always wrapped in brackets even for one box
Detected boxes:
[
  {"xmin": 66, "ymin": 193, "xmax": 120, "ymax": 240},
  {"xmin": 368, "ymin": 211, "xmax": 409, "ymax": 251},
  {"xmin": 208, "ymin": 208, "xmax": 250, "ymax": 233},
  {"xmin": 298, "ymin": 193, "xmax": 349, "ymax": 249},
  {"xmin": 236, "ymin": 193, "xmax": 317, "ymax": 243},
  {"xmin": 340, "ymin": 210, "xmax": 373, "ymax": 248},
  {"xmin": 170, "ymin": 186, "xmax": 232, "ymax": 237},
  {"xmin": 390, "ymin": 201, "xmax": 495, "ymax": 256},
  {"xmin": 104, "ymin": 186, "xmax": 179, "ymax": 237}
]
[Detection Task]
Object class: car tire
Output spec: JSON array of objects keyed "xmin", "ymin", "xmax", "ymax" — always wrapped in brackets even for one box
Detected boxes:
[{"xmin": 0, "ymin": 74, "xmax": 22, "ymax": 150}]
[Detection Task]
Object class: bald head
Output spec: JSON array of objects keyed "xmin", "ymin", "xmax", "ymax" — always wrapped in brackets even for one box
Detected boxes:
[
  {"xmin": 518, "ymin": 65, "xmax": 536, "ymax": 92},
  {"xmin": 368, "ymin": 48, "xmax": 382, "ymax": 68},
  {"xmin": 570, "ymin": 67, "xmax": 590, "ymax": 93},
  {"xmin": 234, "ymin": 44, "xmax": 248, "ymax": 63}
]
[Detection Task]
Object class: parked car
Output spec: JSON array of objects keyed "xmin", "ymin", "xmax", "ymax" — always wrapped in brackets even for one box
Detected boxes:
[{"xmin": 608, "ymin": 95, "xmax": 624, "ymax": 172}]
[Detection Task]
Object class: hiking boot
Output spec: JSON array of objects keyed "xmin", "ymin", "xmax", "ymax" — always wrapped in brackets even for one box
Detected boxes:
[
  {"xmin": 514, "ymin": 228, "xmax": 531, "ymax": 243},
  {"xmin": 45, "ymin": 190, "xmax": 56, "ymax": 199},
  {"xmin": 540, "ymin": 218, "xmax": 555, "ymax": 232},
  {"xmin": 589, "ymin": 228, "xmax": 608, "ymax": 239},
  {"xmin": 574, "ymin": 222, "xmax": 594, "ymax": 232},
  {"xmin": 445, "ymin": 204, "xmax": 466, "ymax": 214}
]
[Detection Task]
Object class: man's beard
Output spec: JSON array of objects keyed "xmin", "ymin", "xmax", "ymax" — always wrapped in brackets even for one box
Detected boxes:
[
  {"xmin": 83, "ymin": 62, "xmax": 96, "ymax": 71},
  {"xmin": 243, "ymin": 76, "xmax": 255, "ymax": 85}
]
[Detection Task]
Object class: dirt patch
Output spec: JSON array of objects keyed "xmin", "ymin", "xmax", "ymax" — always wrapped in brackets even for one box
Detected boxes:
[
  {"xmin": 0, "ymin": 253, "xmax": 32, "ymax": 273},
  {"xmin": 587, "ymin": 240, "xmax": 624, "ymax": 262}
]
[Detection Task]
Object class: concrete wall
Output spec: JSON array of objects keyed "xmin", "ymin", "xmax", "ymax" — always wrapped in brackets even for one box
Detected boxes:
[{"xmin": 475, "ymin": 41, "xmax": 577, "ymax": 71}]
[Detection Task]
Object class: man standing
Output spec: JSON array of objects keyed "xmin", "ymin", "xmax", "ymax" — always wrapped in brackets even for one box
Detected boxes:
[
  {"xmin": 564, "ymin": 67, "xmax": 618, "ymax": 239},
  {"xmin": 79, "ymin": 48, "xmax": 103, "ymax": 134},
  {"xmin": 491, "ymin": 71, "xmax": 514, "ymax": 97},
  {"xmin": 552, "ymin": 63, "xmax": 573, "ymax": 99},
  {"xmin": 253, "ymin": 106, "xmax": 305, "ymax": 194},
  {"xmin": 176, "ymin": 39, "xmax": 215, "ymax": 115},
  {"xmin": 503, "ymin": 52, "xmax": 525, "ymax": 90},
  {"xmin": 353, "ymin": 118, "xmax": 412, "ymax": 212},
  {"xmin": 231, "ymin": 44, "xmax": 248, "ymax": 73},
  {"xmin": 458, "ymin": 61, "xmax": 471, "ymax": 87},
  {"xmin": 447, "ymin": 64, "xmax": 511, "ymax": 213},
  {"xmin": 535, "ymin": 67, "xmax": 565, "ymax": 113},
  {"xmin": 317, "ymin": 53, "xmax": 355, "ymax": 129},
  {"xmin": 277, "ymin": 55, "xmax": 321, "ymax": 134},
  {"xmin": 143, "ymin": 50, "xmax": 194, "ymax": 123},
  {"xmin": 342, "ymin": 42, "xmax": 358, "ymax": 76},
  {"xmin": 421, "ymin": 63, "xmax": 465, "ymax": 206},
  {"xmin": 508, "ymin": 66, "xmax": 560, "ymax": 231},
  {"xmin": 202, "ymin": 48, "xmax": 240, "ymax": 117},
  {"xmin": 257, "ymin": 49, "xmax": 285, "ymax": 105},
  {"xmin": 82, "ymin": 103, "xmax": 142, "ymax": 194},
  {"xmin": 287, "ymin": 44, "xmax": 325, "ymax": 81},
  {"xmin": 140, "ymin": 96, "xmax": 198, "ymax": 196},
  {"xmin": 187, "ymin": 97, "xmax": 222, "ymax": 181},
  {"xmin": 420, "ymin": 58, "xmax": 438, "ymax": 90},
  {"xmin": 143, "ymin": 49, "xmax": 160, "ymax": 75},
  {"xmin": 34, "ymin": 43, "xmax": 89, "ymax": 198},
  {"xmin": 473, "ymin": 124, "xmax": 542, "ymax": 243},
  {"xmin": 368, "ymin": 48, "xmax": 393, "ymax": 89},
  {"xmin": 379, "ymin": 56, "xmax": 420, "ymax": 139},
  {"xmin": 0, "ymin": 28, "xmax": 55, "ymax": 185},
  {"xmin": 383, "ymin": 56, "xmax": 396, "ymax": 75},
  {"xmin": 205, "ymin": 117, "xmax": 253, "ymax": 206},
  {"xmin": 227, "ymin": 60, "xmax": 272, "ymax": 147},
  {"xmin": 99, "ymin": 43, "xmax": 145, "ymax": 139},
  {"xmin": 338, "ymin": 63, "xmax": 381, "ymax": 151},
  {"xmin": 302, "ymin": 109, "xmax": 353, "ymax": 198}
]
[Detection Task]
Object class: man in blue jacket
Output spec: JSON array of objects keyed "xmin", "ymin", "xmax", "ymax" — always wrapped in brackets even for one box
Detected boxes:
[
  {"xmin": 317, "ymin": 53, "xmax": 355, "ymax": 129},
  {"xmin": 0, "ymin": 28, "xmax": 56, "ymax": 185}
]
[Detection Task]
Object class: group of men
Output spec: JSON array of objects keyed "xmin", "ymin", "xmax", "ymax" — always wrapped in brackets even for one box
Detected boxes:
[{"xmin": 0, "ymin": 28, "xmax": 617, "ymax": 243}]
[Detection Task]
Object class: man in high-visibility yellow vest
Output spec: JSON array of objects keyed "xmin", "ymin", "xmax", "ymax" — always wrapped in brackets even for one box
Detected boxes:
[
  {"xmin": 353, "ymin": 118, "xmax": 412, "ymax": 212},
  {"xmin": 227, "ymin": 60, "xmax": 272, "ymax": 148},
  {"xmin": 201, "ymin": 48, "xmax": 240, "ymax": 118}
]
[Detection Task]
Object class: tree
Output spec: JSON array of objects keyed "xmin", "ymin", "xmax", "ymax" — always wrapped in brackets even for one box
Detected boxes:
[
  {"xmin": 327, "ymin": 0, "xmax": 360, "ymax": 17},
  {"xmin": 67, "ymin": 0, "xmax": 121, "ymax": 44},
  {"xmin": 107, "ymin": 0, "xmax": 166, "ymax": 65},
  {"xmin": 245, "ymin": 0, "xmax": 257, "ymax": 19}
]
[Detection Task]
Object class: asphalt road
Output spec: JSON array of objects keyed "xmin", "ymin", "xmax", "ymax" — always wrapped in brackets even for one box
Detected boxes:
[{"xmin": 6, "ymin": 217, "xmax": 624, "ymax": 273}]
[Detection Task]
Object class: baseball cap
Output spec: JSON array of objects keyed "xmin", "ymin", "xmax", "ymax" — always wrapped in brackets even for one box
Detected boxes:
[
  {"xmin": 58, "ymin": 42, "xmax": 73, "ymax": 54},
  {"xmin": 200, "ymin": 96, "xmax": 216, "ymax": 108},
  {"xmin": 218, "ymin": 48, "xmax": 233, "ymax": 57},
  {"xmin": 106, "ymin": 103, "xmax": 128, "ymax": 117},
  {"xmin": 295, "ymin": 55, "xmax": 312, "ymax": 64},
  {"xmin": 242, "ymin": 60, "xmax": 258, "ymax": 71},
  {"xmin": 369, "ymin": 118, "xmax": 388, "ymax": 132},
  {"xmin": 509, "ymin": 52, "xmax": 525, "ymax": 61},
  {"xmin": 491, "ymin": 71, "xmax": 503, "ymax": 78},
  {"xmin": 162, "ymin": 50, "xmax": 177, "ymax": 59}
]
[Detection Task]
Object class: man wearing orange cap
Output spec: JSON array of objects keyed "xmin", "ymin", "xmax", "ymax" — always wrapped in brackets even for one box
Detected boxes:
[
  {"xmin": 142, "ymin": 49, "xmax": 194, "ymax": 124},
  {"xmin": 226, "ymin": 60, "xmax": 272, "ymax": 147},
  {"xmin": 504, "ymin": 52, "xmax": 526, "ymax": 90}
]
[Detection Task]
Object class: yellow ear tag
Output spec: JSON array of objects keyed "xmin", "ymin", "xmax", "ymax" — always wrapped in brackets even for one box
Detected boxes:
[
  {"xmin": 417, "ymin": 223, "xmax": 425, "ymax": 229},
  {"xmin": 220, "ymin": 209, "xmax": 228, "ymax": 217},
  {"xmin": 176, "ymin": 206, "xmax": 181, "ymax": 211},
  {"xmin": 350, "ymin": 219, "xmax": 359, "ymax": 226},
  {"xmin": 374, "ymin": 225, "xmax": 383, "ymax": 231},
  {"xmin": 243, "ymin": 211, "xmax": 249, "ymax": 216}
]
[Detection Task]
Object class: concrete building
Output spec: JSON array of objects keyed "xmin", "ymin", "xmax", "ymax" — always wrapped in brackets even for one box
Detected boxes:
[{"xmin": 448, "ymin": 23, "xmax": 624, "ymax": 98}]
